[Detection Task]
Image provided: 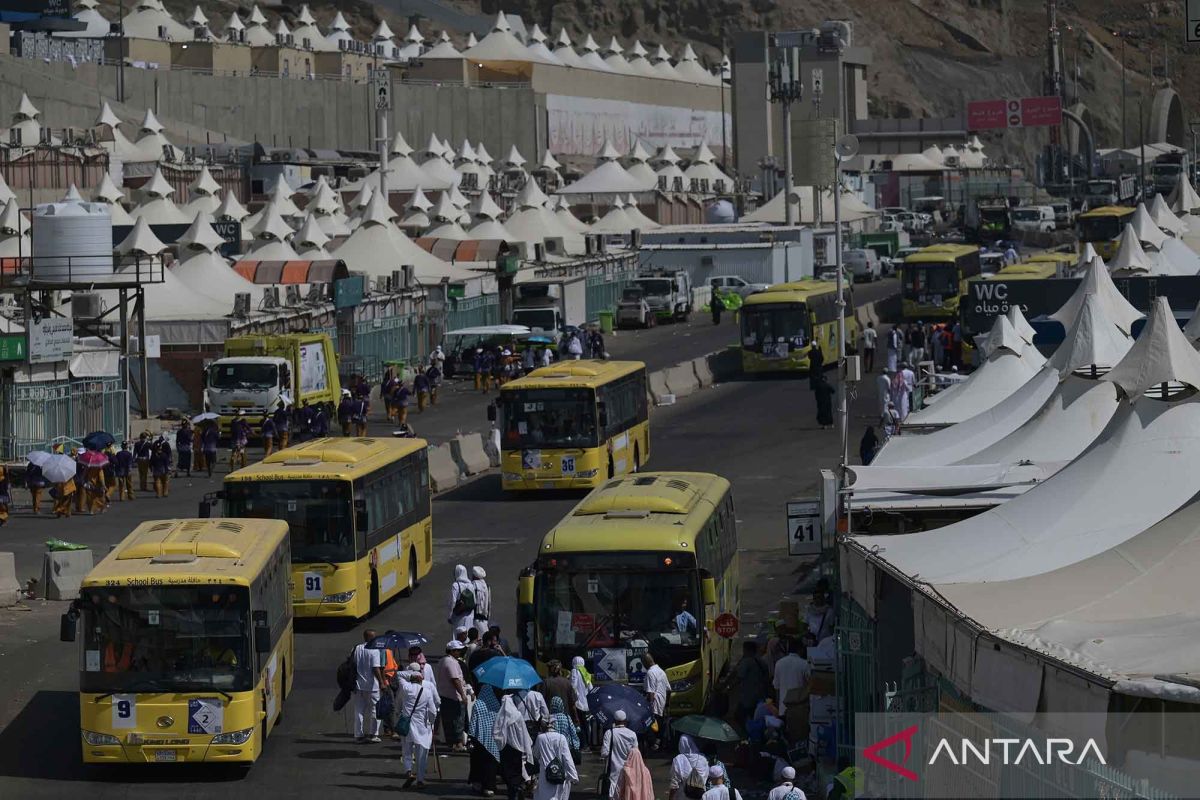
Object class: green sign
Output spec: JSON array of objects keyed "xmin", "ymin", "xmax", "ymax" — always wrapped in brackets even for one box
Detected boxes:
[
  {"xmin": 333, "ymin": 276, "xmax": 364, "ymax": 309},
  {"xmin": 447, "ymin": 283, "xmax": 466, "ymax": 300},
  {"xmin": 0, "ymin": 334, "xmax": 26, "ymax": 362}
]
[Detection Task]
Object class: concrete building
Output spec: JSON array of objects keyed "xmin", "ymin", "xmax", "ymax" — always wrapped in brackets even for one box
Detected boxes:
[{"xmin": 639, "ymin": 224, "xmax": 815, "ymax": 287}]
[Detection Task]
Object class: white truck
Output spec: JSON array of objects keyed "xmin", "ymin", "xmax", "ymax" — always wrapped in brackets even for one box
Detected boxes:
[
  {"xmin": 510, "ymin": 277, "xmax": 588, "ymax": 335},
  {"xmin": 630, "ymin": 270, "xmax": 694, "ymax": 322}
]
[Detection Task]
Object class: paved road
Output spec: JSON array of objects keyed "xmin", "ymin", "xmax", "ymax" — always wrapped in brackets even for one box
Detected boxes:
[{"xmin": 0, "ymin": 283, "xmax": 895, "ymax": 799}]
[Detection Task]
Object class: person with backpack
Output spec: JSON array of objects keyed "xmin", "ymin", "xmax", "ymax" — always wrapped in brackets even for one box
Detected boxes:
[
  {"xmin": 448, "ymin": 564, "xmax": 477, "ymax": 639},
  {"xmin": 670, "ymin": 735, "xmax": 709, "ymax": 800},
  {"xmin": 350, "ymin": 629, "xmax": 385, "ymax": 744},
  {"xmin": 767, "ymin": 767, "xmax": 806, "ymax": 800},
  {"xmin": 533, "ymin": 717, "xmax": 579, "ymax": 800},
  {"xmin": 471, "ymin": 566, "xmax": 492, "ymax": 636},
  {"xmin": 397, "ymin": 664, "xmax": 439, "ymax": 789}
]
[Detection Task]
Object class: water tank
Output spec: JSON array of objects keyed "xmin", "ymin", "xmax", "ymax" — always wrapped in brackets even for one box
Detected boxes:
[
  {"xmin": 32, "ymin": 202, "xmax": 114, "ymax": 281},
  {"xmin": 705, "ymin": 199, "xmax": 737, "ymax": 224}
]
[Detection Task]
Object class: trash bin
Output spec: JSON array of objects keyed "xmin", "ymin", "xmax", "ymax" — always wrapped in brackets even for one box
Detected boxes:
[{"xmin": 598, "ymin": 310, "xmax": 614, "ymax": 334}]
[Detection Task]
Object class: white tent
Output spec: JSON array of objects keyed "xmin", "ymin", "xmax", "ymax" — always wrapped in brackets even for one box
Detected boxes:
[
  {"xmin": 171, "ymin": 215, "xmax": 254, "ymax": 306},
  {"xmin": 0, "ymin": 198, "xmax": 31, "ymax": 259},
  {"xmin": 1169, "ymin": 172, "xmax": 1200, "ymax": 216},
  {"xmin": 293, "ymin": 213, "xmax": 331, "ymax": 258},
  {"xmin": 554, "ymin": 196, "xmax": 590, "ymax": 233},
  {"xmin": 91, "ymin": 174, "xmax": 135, "ymax": 226},
  {"xmin": 241, "ymin": 5, "xmax": 275, "ymax": 47},
  {"xmin": 578, "ymin": 34, "xmax": 613, "ymax": 71},
  {"xmin": 213, "ymin": 191, "xmax": 249, "ymax": 224},
  {"xmin": 246, "ymin": 202, "xmax": 299, "ymax": 260},
  {"xmin": 330, "ymin": 192, "xmax": 460, "ymax": 284},
  {"xmin": 120, "ymin": 0, "xmax": 191, "ymax": 40},
  {"xmin": 180, "ymin": 166, "xmax": 223, "ymax": 217},
  {"xmin": 120, "ymin": 259, "xmax": 231, "ymax": 320},
  {"xmin": 1108, "ymin": 223, "xmax": 1157, "ymax": 274},
  {"xmin": 623, "ymin": 194, "xmax": 660, "ymax": 230},
  {"xmin": 116, "ymin": 217, "xmax": 168, "ymax": 256},
  {"xmin": 467, "ymin": 192, "xmax": 514, "ymax": 241},
  {"xmin": 422, "ymin": 32, "xmax": 462, "ymax": 60},
  {"xmin": 551, "ymin": 30, "xmax": 586, "ymax": 68},
  {"xmin": 291, "ymin": 4, "xmax": 336, "ymax": 51},
  {"xmin": 1129, "ymin": 203, "xmax": 1168, "ymax": 250},
  {"xmin": 464, "ymin": 13, "xmax": 558, "ymax": 65},
  {"xmin": 601, "ymin": 38, "xmax": 635, "ymax": 74},
  {"xmin": 683, "ymin": 143, "xmax": 734, "ymax": 191},
  {"xmin": 1150, "ymin": 193, "xmax": 1189, "ymax": 236},
  {"xmin": 130, "ymin": 168, "xmax": 188, "ymax": 225},
  {"xmin": 58, "ymin": 0, "xmax": 111, "ymax": 38},
  {"xmin": 650, "ymin": 45, "xmax": 682, "ymax": 80},
  {"xmin": 559, "ymin": 160, "xmax": 656, "ymax": 196},
  {"xmin": 673, "ymin": 43, "xmax": 719, "ymax": 86},
  {"xmin": 1050, "ymin": 257, "xmax": 1141, "ymax": 334},
  {"xmin": 589, "ymin": 196, "xmax": 637, "ymax": 234},
  {"xmin": 625, "ymin": 41, "xmax": 660, "ymax": 78},
  {"xmin": 525, "ymin": 25, "xmax": 562, "ymax": 65},
  {"xmin": 742, "ymin": 187, "xmax": 879, "ymax": 224},
  {"xmin": 506, "ymin": 181, "xmax": 584, "ymax": 253},
  {"xmin": 3, "ymin": 94, "xmax": 58, "ymax": 147},
  {"xmin": 324, "ymin": 11, "xmax": 354, "ymax": 49}
]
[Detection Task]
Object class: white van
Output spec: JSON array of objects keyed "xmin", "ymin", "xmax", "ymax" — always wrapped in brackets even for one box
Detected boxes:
[
  {"xmin": 1011, "ymin": 205, "xmax": 1056, "ymax": 233},
  {"xmin": 843, "ymin": 249, "xmax": 881, "ymax": 282}
]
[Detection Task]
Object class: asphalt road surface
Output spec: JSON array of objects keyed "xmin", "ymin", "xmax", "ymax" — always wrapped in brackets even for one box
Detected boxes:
[{"xmin": 0, "ymin": 282, "xmax": 895, "ymax": 799}]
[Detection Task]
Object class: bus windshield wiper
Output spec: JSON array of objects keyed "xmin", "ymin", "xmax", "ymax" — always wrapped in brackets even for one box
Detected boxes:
[{"xmin": 93, "ymin": 678, "xmax": 174, "ymax": 702}]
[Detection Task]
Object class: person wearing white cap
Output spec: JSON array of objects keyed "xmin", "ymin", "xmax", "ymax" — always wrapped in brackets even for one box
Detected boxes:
[
  {"xmin": 767, "ymin": 766, "xmax": 805, "ymax": 800},
  {"xmin": 436, "ymin": 640, "xmax": 470, "ymax": 751},
  {"xmin": 398, "ymin": 663, "xmax": 439, "ymax": 788},
  {"xmin": 471, "ymin": 565, "xmax": 492, "ymax": 636},
  {"xmin": 599, "ymin": 710, "xmax": 639, "ymax": 798},
  {"xmin": 702, "ymin": 765, "xmax": 744, "ymax": 800}
]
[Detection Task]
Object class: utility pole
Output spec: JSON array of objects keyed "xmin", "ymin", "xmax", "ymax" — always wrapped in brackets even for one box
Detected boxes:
[
  {"xmin": 1120, "ymin": 31, "xmax": 1128, "ymax": 150},
  {"xmin": 767, "ymin": 44, "xmax": 801, "ymax": 225},
  {"xmin": 371, "ymin": 67, "xmax": 391, "ymax": 201}
]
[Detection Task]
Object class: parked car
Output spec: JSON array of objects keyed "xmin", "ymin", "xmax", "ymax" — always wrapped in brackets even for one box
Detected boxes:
[
  {"xmin": 1011, "ymin": 205, "xmax": 1056, "ymax": 234},
  {"xmin": 709, "ymin": 275, "xmax": 770, "ymax": 298},
  {"xmin": 843, "ymin": 248, "xmax": 882, "ymax": 282}
]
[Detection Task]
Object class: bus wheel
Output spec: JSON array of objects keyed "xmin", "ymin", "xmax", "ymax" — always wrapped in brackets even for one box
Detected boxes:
[
  {"xmin": 401, "ymin": 550, "xmax": 417, "ymax": 597},
  {"xmin": 633, "ymin": 445, "xmax": 641, "ymax": 473},
  {"xmin": 369, "ymin": 571, "xmax": 380, "ymax": 615}
]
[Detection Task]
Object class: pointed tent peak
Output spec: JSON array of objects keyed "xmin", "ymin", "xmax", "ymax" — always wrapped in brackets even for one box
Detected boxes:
[
  {"xmin": 555, "ymin": 29, "xmax": 573, "ymax": 48},
  {"xmin": 250, "ymin": 201, "xmax": 293, "ymax": 241},
  {"xmin": 1130, "ymin": 202, "xmax": 1168, "ymax": 249},
  {"xmin": 93, "ymin": 172, "xmax": 124, "ymax": 204},
  {"xmin": 609, "ymin": 195, "xmax": 626, "ymax": 210},
  {"xmin": 529, "ymin": 24, "xmax": 547, "ymax": 43},
  {"xmin": 1006, "ymin": 304, "xmax": 1036, "ymax": 345},
  {"xmin": 0, "ymin": 198, "xmax": 29, "ymax": 236},
  {"xmin": 189, "ymin": 165, "xmax": 221, "ymax": 197},
  {"xmin": 268, "ymin": 175, "xmax": 296, "ymax": 199},
  {"xmin": 141, "ymin": 167, "xmax": 174, "ymax": 199},
  {"xmin": 329, "ymin": 11, "xmax": 350, "ymax": 31},
  {"xmin": 597, "ymin": 139, "xmax": 622, "ymax": 162},
  {"xmin": 1170, "ymin": 172, "xmax": 1200, "ymax": 215},
  {"xmin": 491, "ymin": 11, "xmax": 511, "ymax": 33},
  {"xmin": 75, "ymin": 0, "xmax": 97, "ymax": 7},
  {"xmin": 466, "ymin": 32, "xmax": 478, "ymax": 48},
  {"xmin": 604, "ymin": 37, "xmax": 623, "ymax": 55},
  {"xmin": 389, "ymin": 130, "xmax": 413, "ymax": 158},
  {"xmin": 246, "ymin": 5, "xmax": 267, "ymax": 25},
  {"xmin": 62, "ymin": 184, "xmax": 84, "ymax": 202},
  {"xmin": 628, "ymin": 140, "xmax": 652, "ymax": 163},
  {"xmin": 1048, "ymin": 292, "xmax": 1134, "ymax": 377},
  {"xmin": 1051, "ymin": 257, "xmax": 1142, "ymax": 335},
  {"xmin": 422, "ymin": 133, "xmax": 445, "ymax": 158},
  {"xmin": 470, "ymin": 191, "xmax": 503, "ymax": 221},
  {"xmin": 225, "ymin": 12, "xmax": 245, "ymax": 32},
  {"xmin": 474, "ymin": 142, "xmax": 494, "ymax": 165},
  {"xmin": 431, "ymin": 191, "xmax": 459, "ymax": 222},
  {"xmin": 405, "ymin": 186, "xmax": 432, "ymax": 212},
  {"xmin": 582, "ymin": 34, "xmax": 600, "ymax": 52},
  {"xmin": 0, "ymin": 174, "xmax": 13, "ymax": 205},
  {"xmin": 296, "ymin": 4, "xmax": 316, "ymax": 26},
  {"xmin": 272, "ymin": 18, "xmax": 291, "ymax": 37},
  {"xmin": 214, "ymin": 190, "xmax": 248, "ymax": 221},
  {"xmin": 1184, "ymin": 298, "xmax": 1200, "ymax": 344},
  {"xmin": 979, "ymin": 313, "xmax": 1023, "ymax": 358},
  {"xmin": 95, "ymin": 101, "xmax": 121, "ymax": 129},
  {"xmin": 373, "ymin": 20, "xmax": 395, "ymax": 41},
  {"xmin": 540, "ymin": 149, "xmax": 562, "ymax": 171},
  {"xmin": 1150, "ymin": 193, "xmax": 1188, "ymax": 235},
  {"xmin": 1110, "ymin": 223, "xmax": 1154, "ymax": 272},
  {"xmin": 294, "ymin": 212, "xmax": 330, "ymax": 249},
  {"xmin": 188, "ymin": 5, "xmax": 207, "ymax": 25},
  {"xmin": 447, "ymin": 185, "xmax": 469, "ymax": 208},
  {"xmin": 405, "ymin": 23, "xmax": 424, "ymax": 43},
  {"xmin": 116, "ymin": 217, "xmax": 168, "ymax": 256},
  {"xmin": 679, "ymin": 43, "xmax": 698, "ymax": 62},
  {"xmin": 1076, "ymin": 241, "xmax": 1099, "ymax": 270},
  {"xmin": 515, "ymin": 179, "xmax": 549, "ymax": 209},
  {"xmin": 505, "ymin": 145, "xmax": 526, "ymax": 167},
  {"xmin": 693, "ymin": 142, "xmax": 717, "ymax": 164},
  {"xmin": 350, "ymin": 182, "xmax": 373, "ymax": 210},
  {"xmin": 436, "ymin": 30, "xmax": 450, "ymax": 43},
  {"xmin": 309, "ymin": 180, "xmax": 342, "ymax": 215},
  {"xmin": 140, "ymin": 108, "xmax": 164, "ymax": 135},
  {"xmin": 359, "ymin": 190, "xmax": 395, "ymax": 226},
  {"xmin": 652, "ymin": 44, "xmax": 672, "ymax": 63},
  {"xmin": 177, "ymin": 212, "xmax": 226, "ymax": 252},
  {"xmin": 1105, "ymin": 296, "xmax": 1200, "ymax": 399},
  {"xmin": 629, "ymin": 40, "xmax": 648, "ymax": 58},
  {"xmin": 655, "ymin": 144, "xmax": 681, "ymax": 164},
  {"xmin": 455, "ymin": 139, "xmax": 477, "ymax": 163},
  {"xmin": 15, "ymin": 93, "xmax": 39, "ymax": 121}
]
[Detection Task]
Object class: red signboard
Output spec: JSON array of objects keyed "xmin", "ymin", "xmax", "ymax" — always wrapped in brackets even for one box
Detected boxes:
[
  {"xmin": 967, "ymin": 99, "xmax": 1007, "ymax": 131},
  {"xmin": 968, "ymin": 96, "xmax": 1062, "ymax": 131},
  {"xmin": 1021, "ymin": 95, "xmax": 1063, "ymax": 127},
  {"xmin": 714, "ymin": 612, "xmax": 739, "ymax": 639}
]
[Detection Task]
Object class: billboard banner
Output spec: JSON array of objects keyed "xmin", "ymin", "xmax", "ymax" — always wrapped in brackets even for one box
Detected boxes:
[{"xmin": 545, "ymin": 94, "xmax": 730, "ymax": 157}]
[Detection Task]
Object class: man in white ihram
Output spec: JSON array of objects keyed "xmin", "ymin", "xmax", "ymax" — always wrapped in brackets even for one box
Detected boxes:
[
  {"xmin": 768, "ymin": 766, "xmax": 806, "ymax": 800},
  {"xmin": 600, "ymin": 709, "xmax": 639, "ymax": 798},
  {"xmin": 352, "ymin": 629, "xmax": 385, "ymax": 744},
  {"xmin": 471, "ymin": 565, "xmax": 492, "ymax": 636},
  {"xmin": 643, "ymin": 653, "xmax": 670, "ymax": 751}
]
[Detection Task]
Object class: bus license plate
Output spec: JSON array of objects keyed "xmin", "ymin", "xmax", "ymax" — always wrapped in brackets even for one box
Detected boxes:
[{"xmin": 153, "ymin": 750, "xmax": 177, "ymax": 762}]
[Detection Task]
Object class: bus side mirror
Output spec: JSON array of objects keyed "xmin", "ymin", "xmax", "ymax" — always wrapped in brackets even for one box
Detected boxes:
[
  {"xmin": 60, "ymin": 609, "xmax": 78, "ymax": 642},
  {"xmin": 253, "ymin": 610, "xmax": 271, "ymax": 653},
  {"xmin": 487, "ymin": 403, "xmax": 497, "ymax": 423},
  {"xmin": 518, "ymin": 574, "xmax": 535, "ymax": 606},
  {"xmin": 597, "ymin": 402, "xmax": 608, "ymax": 429},
  {"xmin": 701, "ymin": 577, "xmax": 718, "ymax": 606}
]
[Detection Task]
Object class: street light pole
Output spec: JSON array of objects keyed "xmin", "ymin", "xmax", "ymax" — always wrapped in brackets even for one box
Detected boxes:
[
  {"xmin": 1120, "ymin": 32, "xmax": 1127, "ymax": 150},
  {"xmin": 767, "ymin": 45, "xmax": 801, "ymax": 225}
]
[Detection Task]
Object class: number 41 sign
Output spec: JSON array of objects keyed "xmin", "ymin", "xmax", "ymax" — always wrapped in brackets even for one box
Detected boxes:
[{"xmin": 786, "ymin": 499, "xmax": 821, "ymax": 556}]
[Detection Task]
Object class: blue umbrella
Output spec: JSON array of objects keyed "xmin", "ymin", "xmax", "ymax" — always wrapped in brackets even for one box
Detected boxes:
[
  {"xmin": 474, "ymin": 656, "xmax": 541, "ymax": 691},
  {"xmin": 81, "ymin": 431, "xmax": 115, "ymax": 451},
  {"xmin": 587, "ymin": 683, "xmax": 654, "ymax": 732},
  {"xmin": 367, "ymin": 630, "xmax": 428, "ymax": 655}
]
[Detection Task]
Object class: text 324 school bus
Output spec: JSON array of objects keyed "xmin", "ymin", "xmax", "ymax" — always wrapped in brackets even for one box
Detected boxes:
[
  {"xmin": 216, "ymin": 436, "xmax": 432, "ymax": 619},
  {"xmin": 517, "ymin": 472, "xmax": 739, "ymax": 715},
  {"xmin": 490, "ymin": 360, "xmax": 650, "ymax": 491},
  {"xmin": 61, "ymin": 518, "xmax": 293, "ymax": 764}
]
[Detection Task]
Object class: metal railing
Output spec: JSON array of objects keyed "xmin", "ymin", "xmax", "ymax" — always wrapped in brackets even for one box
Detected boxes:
[{"xmin": 2, "ymin": 378, "xmax": 128, "ymax": 460}]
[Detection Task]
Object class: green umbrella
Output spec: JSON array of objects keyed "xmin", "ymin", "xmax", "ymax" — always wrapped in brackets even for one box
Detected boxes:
[{"xmin": 671, "ymin": 715, "xmax": 743, "ymax": 743}]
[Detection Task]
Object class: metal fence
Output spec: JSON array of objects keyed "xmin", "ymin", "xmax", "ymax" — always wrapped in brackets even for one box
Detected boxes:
[
  {"xmin": 353, "ymin": 314, "xmax": 426, "ymax": 375},
  {"xmin": 2, "ymin": 378, "xmax": 128, "ymax": 460},
  {"xmin": 447, "ymin": 294, "xmax": 500, "ymax": 331},
  {"xmin": 836, "ymin": 597, "xmax": 878, "ymax": 766},
  {"xmin": 585, "ymin": 269, "xmax": 637, "ymax": 321}
]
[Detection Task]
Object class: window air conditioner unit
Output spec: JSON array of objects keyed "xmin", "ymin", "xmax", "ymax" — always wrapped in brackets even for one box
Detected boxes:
[
  {"xmin": 672, "ymin": 177, "xmax": 684, "ymax": 192},
  {"xmin": 584, "ymin": 234, "xmax": 595, "ymax": 255},
  {"xmin": 631, "ymin": 228, "xmax": 642, "ymax": 249},
  {"xmin": 543, "ymin": 237, "xmax": 564, "ymax": 255},
  {"xmin": 275, "ymin": 33, "xmax": 286, "ymax": 45},
  {"xmin": 184, "ymin": 146, "xmax": 196, "ymax": 162},
  {"xmin": 595, "ymin": 237, "xmax": 608, "ymax": 254},
  {"xmin": 71, "ymin": 292, "xmax": 103, "ymax": 319},
  {"xmin": 658, "ymin": 176, "xmax": 667, "ymax": 191},
  {"xmin": 338, "ymin": 40, "xmax": 347, "ymax": 51},
  {"xmin": 233, "ymin": 292, "xmax": 251, "ymax": 316},
  {"xmin": 285, "ymin": 285, "xmax": 303, "ymax": 305},
  {"xmin": 261, "ymin": 286, "xmax": 280, "ymax": 309},
  {"xmin": 306, "ymin": 283, "xmax": 326, "ymax": 304},
  {"xmin": 714, "ymin": 180, "xmax": 726, "ymax": 193},
  {"xmin": 303, "ymin": 37, "xmax": 311, "ymax": 50},
  {"xmin": 402, "ymin": 264, "xmax": 414, "ymax": 288},
  {"xmin": 286, "ymin": 34, "xmax": 294, "ymax": 46},
  {"xmin": 40, "ymin": 127, "xmax": 52, "ymax": 145},
  {"xmin": 157, "ymin": 25, "xmax": 168, "ymax": 40},
  {"xmin": 161, "ymin": 143, "xmax": 175, "ymax": 162},
  {"xmin": 8, "ymin": 128, "xmax": 19, "ymax": 146},
  {"xmin": 533, "ymin": 242, "xmax": 545, "ymax": 262}
]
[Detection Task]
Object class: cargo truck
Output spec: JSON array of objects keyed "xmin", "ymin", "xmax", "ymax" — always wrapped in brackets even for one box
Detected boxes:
[
  {"xmin": 630, "ymin": 270, "xmax": 694, "ymax": 322},
  {"xmin": 204, "ymin": 333, "xmax": 341, "ymax": 431},
  {"xmin": 510, "ymin": 277, "xmax": 587, "ymax": 335}
]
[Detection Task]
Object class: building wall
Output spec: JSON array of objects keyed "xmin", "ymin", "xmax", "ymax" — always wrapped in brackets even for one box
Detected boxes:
[
  {"xmin": 0, "ymin": 24, "xmax": 10, "ymax": 56},
  {"xmin": 637, "ymin": 236, "xmax": 813, "ymax": 287},
  {"xmin": 170, "ymin": 42, "xmax": 253, "ymax": 75},
  {"xmin": 0, "ymin": 54, "xmax": 539, "ymax": 159}
]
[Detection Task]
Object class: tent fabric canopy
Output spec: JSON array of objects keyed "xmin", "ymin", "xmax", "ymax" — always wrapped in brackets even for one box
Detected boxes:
[{"xmin": 231, "ymin": 259, "xmax": 347, "ymax": 284}]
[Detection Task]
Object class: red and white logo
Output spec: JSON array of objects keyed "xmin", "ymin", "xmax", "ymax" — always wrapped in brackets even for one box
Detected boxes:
[{"xmin": 863, "ymin": 724, "xmax": 920, "ymax": 782}]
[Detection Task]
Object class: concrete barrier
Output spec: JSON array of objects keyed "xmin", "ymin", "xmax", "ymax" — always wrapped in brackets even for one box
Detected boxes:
[
  {"xmin": 665, "ymin": 363, "xmax": 700, "ymax": 398},
  {"xmin": 692, "ymin": 357, "xmax": 715, "ymax": 388},
  {"xmin": 452, "ymin": 433, "xmax": 491, "ymax": 476},
  {"xmin": 649, "ymin": 370, "xmax": 671, "ymax": 404},
  {"xmin": 0, "ymin": 552, "xmax": 20, "ymax": 607},
  {"xmin": 42, "ymin": 548, "xmax": 93, "ymax": 601},
  {"xmin": 484, "ymin": 427, "xmax": 501, "ymax": 467},
  {"xmin": 428, "ymin": 444, "xmax": 460, "ymax": 493},
  {"xmin": 707, "ymin": 346, "xmax": 742, "ymax": 382}
]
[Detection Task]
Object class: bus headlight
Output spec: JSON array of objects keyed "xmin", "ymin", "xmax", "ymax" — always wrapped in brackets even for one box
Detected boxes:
[
  {"xmin": 576, "ymin": 469, "xmax": 599, "ymax": 479},
  {"xmin": 83, "ymin": 730, "xmax": 120, "ymax": 746},
  {"xmin": 211, "ymin": 727, "xmax": 255, "ymax": 745},
  {"xmin": 670, "ymin": 678, "xmax": 697, "ymax": 693},
  {"xmin": 322, "ymin": 590, "xmax": 356, "ymax": 604}
]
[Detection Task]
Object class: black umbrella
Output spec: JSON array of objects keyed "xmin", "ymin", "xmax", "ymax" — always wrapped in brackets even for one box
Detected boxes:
[
  {"xmin": 587, "ymin": 683, "xmax": 654, "ymax": 733},
  {"xmin": 81, "ymin": 431, "xmax": 115, "ymax": 451}
]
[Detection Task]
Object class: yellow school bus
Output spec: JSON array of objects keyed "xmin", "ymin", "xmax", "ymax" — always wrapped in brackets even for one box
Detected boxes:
[
  {"xmin": 62, "ymin": 518, "xmax": 293, "ymax": 764},
  {"xmin": 222, "ymin": 437, "xmax": 432, "ymax": 618},
  {"xmin": 899, "ymin": 244, "xmax": 981, "ymax": 320},
  {"xmin": 517, "ymin": 472, "xmax": 738, "ymax": 715},
  {"xmin": 740, "ymin": 280, "xmax": 859, "ymax": 374},
  {"xmin": 493, "ymin": 360, "xmax": 649, "ymax": 491},
  {"xmin": 1077, "ymin": 205, "xmax": 1136, "ymax": 260}
]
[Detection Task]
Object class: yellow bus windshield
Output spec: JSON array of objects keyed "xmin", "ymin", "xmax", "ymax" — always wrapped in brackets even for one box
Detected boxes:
[
  {"xmin": 740, "ymin": 302, "xmax": 810, "ymax": 349},
  {"xmin": 79, "ymin": 584, "xmax": 252, "ymax": 694},
  {"xmin": 499, "ymin": 387, "xmax": 598, "ymax": 450},
  {"xmin": 225, "ymin": 480, "xmax": 355, "ymax": 564},
  {"xmin": 903, "ymin": 263, "xmax": 959, "ymax": 296},
  {"xmin": 1078, "ymin": 214, "xmax": 1129, "ymax": 242},
  {"xmin": 535, "ymin": 552, "xmax": 701, "ymax": 670}
]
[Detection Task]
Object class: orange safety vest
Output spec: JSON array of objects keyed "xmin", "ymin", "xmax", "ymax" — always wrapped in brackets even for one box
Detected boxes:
[
  {"xmin": 104, "ymin": 642, "xmax": 133, "ymax": 672},
  {"xmin": 381, "ymin": 649, "xmax": 399, "ymax": 685}
]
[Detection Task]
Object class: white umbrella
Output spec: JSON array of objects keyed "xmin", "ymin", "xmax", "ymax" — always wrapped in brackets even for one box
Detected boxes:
[
  {"xmin": 42, "ymin": 454, "xmax": 78, "ymax": 484},
  {"xmin": 191, "ymin": 412, "xmax": 220, "ymax": 423},
  {"xmin": 26, "ymin": 451, "xmax": 53, "ymax": 467}
]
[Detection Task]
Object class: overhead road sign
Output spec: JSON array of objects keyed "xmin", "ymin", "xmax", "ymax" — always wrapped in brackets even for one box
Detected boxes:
[{"xmin": 967, "ymin": 96, "xmax": 1062, "ymax": 131}]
